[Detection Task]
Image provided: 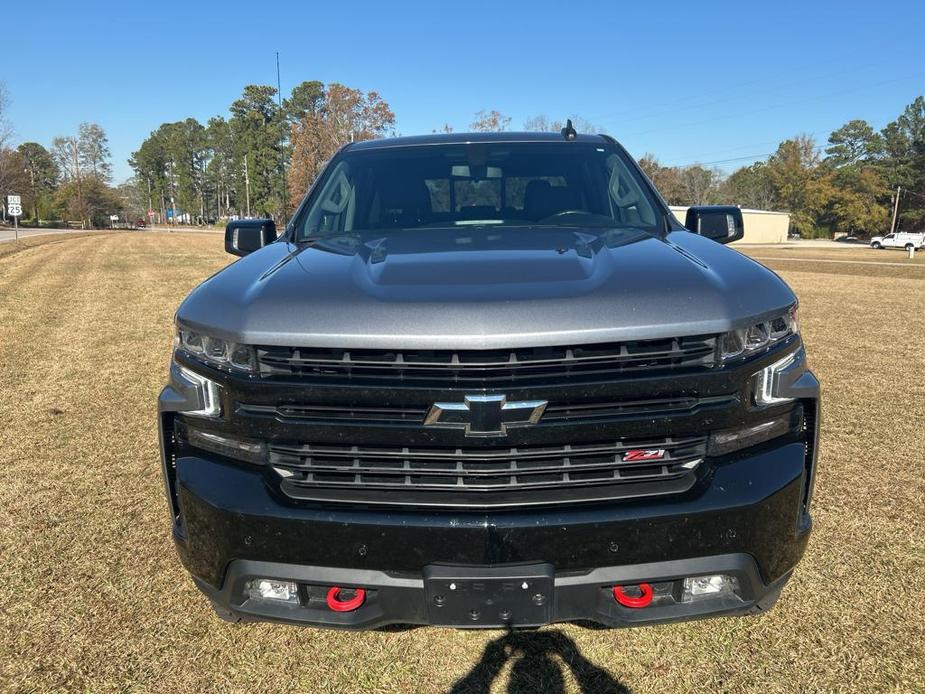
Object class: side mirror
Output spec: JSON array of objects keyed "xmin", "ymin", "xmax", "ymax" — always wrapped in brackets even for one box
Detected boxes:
[
  {"xmin": 225, "ymin": 219, "xmax": 277, "ymax": 256},
  {"xmin": 684, "ymin": 206, "xmax": 744, "ymax": 244}
]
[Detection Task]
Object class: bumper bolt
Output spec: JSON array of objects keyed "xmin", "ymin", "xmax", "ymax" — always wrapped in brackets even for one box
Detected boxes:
[
  {"xmin": 468, "ymin": 609, "xmax": 480, "ymax": 621},
  {"xmin": 499, "ymin": 609, "xmax": 512, "ymax": 621},
  {"xmin": 532, "ymin": 593, "xmax": 546, "ymax": 606},
  {"xmin": 434, "ymin": 594, "xmax": 446, "ymax": 607}
]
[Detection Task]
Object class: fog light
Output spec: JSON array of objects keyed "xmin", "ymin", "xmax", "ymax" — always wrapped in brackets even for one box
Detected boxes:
[
  {"xmin": 707, "ymin": 413, "xmax": 794, "ymax": 457},
  {"xmin": 247, "ymin": 579, "xmax": 299, "ymax": 603},
  {"xmin": 184, "ymin": 425, "xmax": 266, "ymax": 464},
  {"xmin": 681, "ymin": 574, "xmax": 740, "ymax": 603}
]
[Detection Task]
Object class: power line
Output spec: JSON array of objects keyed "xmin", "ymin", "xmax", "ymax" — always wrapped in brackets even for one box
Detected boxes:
[
  {"xmin": 669, "ymin": 145, "xmax": 828, "ymax": 168},
  {"xmin": 584, "ymin": 56, "xmax": 902, "ymax": 128},
  {"xmin": 620, "ymin": 73, "xmax": 921, "ymax": 140}
]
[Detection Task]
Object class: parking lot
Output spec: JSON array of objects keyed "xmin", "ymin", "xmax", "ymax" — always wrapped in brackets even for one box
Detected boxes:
[{"xmin": 0, "ymin": 233, "xmax": 922, "ymax": 693}]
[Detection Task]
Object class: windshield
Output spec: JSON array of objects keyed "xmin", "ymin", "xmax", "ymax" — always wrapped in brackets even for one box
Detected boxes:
[{"xmin": 293, "ymin": 142, "xmax": 662, "ymax": 241}]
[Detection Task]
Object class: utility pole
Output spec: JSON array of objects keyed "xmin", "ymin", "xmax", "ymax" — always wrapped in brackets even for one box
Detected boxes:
[
  {"xmin": 243, "ymin": 153, "xmax": 251, "ymax": 217},
  {"xmin": 276, "ymin": 51, "xmax": 288, "ymax": 223},
  {"xmin": 25, "ymin": 165, "xmax": 37, "ymax": 222},
  {"xmin": 890, "ymin": 186, "xmax": 901, "ymax": 234},
  {"xmin": 71, "ymin": 139, "xmax": 85, "ymax": 227}
]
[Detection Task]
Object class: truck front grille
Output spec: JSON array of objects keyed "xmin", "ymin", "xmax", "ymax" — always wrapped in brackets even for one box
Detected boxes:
[
  {"xmin": 269, "ymin": 436, "xmax": 706, "ymax": 508},
  {"xmin": 217, "ymin": 334, "xmax": 740, "ymax": 508},
  {"xmin": 256, "ymin": 335, "xmax": 718, "ymax": 384},
  {"xmin": 238, "ymin": 396, "xmax": 715, "ymax": 427}
]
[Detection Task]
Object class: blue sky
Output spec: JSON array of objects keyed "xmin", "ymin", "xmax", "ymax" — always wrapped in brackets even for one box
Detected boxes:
[{"xmin": 3, "ymin": 0, "xmax": 922, "ymax": 182}]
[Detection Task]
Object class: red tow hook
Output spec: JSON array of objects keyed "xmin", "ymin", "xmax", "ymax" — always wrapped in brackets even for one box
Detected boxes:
[
  {"xmin": 326, "ymin": 586, "xmax": 366, "ymax": 612},
  {"xmin": 613, "ymin": 583, "xmax": 654, "ymax": 608}
]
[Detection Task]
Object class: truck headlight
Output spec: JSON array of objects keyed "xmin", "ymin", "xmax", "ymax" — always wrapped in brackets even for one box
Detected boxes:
[
  {"xmin": 720, "ymin": 306, "xmax": 798, "ymax": 360},
  {"xmin": 177, "ymin": 326, "xmax": 257, "ymax": 374}
]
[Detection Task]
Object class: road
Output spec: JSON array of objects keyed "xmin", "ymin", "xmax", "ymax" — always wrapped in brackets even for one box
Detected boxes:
[
  {"xmin": 0, "ymin": 226, "xmax": 223, "ymax": 243},
  {"xmin": 0, "ymin": 226, "xmax": 101, "ymax": 243}
]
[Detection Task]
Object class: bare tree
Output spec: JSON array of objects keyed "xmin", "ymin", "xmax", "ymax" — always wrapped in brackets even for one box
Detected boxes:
[
  {"xmin": 78, "ymin": 122, "xmax": 112, "ymax": 182},
  {"xmin": 0, "ymin": 83, "xmax": 20, "ymax": 219},
  {"xmin": 470, "ymin": 110, "xmax": 511, "ymax": 132},
  {"xmin": 523, "ymin": 114, "xmax": 554, "ymax": 132},
  {"xmin": 677, "ymin": 165, "xmax": 723, "ymax": 205},
  {"xmin": 0, "ymin": 82, "xmax": 11, "ymax": 152},
  {"xmin": 524, "ymin": 114, "xmax": 604, "ymax": 134},
  {"xmin": 51, "ymin": 136, "xmax": 86, "ymax": 223}
]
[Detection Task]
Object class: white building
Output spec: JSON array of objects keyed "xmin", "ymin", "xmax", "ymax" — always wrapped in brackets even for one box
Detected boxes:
[{"xmin": 670, "ymin": 207, "xmax": 791, "ymax": 244}]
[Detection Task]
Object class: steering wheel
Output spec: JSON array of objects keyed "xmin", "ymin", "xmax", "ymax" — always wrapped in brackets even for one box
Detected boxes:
[{"xmin": 548, "ymin": 210, "xmax": 588, "ymax": 218}]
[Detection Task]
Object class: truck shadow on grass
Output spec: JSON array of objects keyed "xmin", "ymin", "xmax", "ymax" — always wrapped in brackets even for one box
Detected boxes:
[{"xmin": 450, "ymin": 629, "xmax": 630, "ymax": 693}]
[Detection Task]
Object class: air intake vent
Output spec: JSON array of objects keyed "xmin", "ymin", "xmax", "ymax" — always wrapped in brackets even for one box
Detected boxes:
[{"xmin": 256, "ymin": 336, "xmax": 718, "ymax": 384}]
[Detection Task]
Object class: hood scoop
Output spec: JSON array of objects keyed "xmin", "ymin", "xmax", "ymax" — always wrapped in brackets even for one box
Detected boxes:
[{"xmin": 358, "ymin": 229, "xmax": 602, "ymax": 287}]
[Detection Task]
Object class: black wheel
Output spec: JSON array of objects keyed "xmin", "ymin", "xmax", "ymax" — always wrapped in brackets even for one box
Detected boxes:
[
  {"xmin": 871, "ymin": 242, "xmax": 881, "ymax": 249},
  {"xmin": 905, "ymin": 244, "xmax": 914, "ymax": 251}
]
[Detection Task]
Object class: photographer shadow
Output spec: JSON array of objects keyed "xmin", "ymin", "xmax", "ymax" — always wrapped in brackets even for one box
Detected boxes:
[{"xmin": 450, "ymin": 629, "xmax": 630, "ymax": 693}]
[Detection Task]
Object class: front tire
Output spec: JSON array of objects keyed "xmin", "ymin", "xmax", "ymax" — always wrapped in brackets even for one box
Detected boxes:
[
  {"xmin": 871, "ymin": 242, "xmax": 881, "ymax": 249},
  {"xmin": 905, "ymin": 244, "xmax": 915, "ymax": 252}
]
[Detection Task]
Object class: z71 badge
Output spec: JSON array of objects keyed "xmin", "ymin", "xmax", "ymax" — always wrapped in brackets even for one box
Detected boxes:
[{"xmin": 622, "ymin": 449, "xmax": 666, "ymax": 462}]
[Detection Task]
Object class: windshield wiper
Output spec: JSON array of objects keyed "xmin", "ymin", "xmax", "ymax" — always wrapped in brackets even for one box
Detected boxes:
[{"xmin": 300, "ymin": 231, "xmax": 363, "ymax": 244}]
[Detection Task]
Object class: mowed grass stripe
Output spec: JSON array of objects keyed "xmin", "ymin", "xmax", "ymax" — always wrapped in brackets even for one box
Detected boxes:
[{"xmin": 0, "ymin": 234, "xmax": 923, "ymax": 693}]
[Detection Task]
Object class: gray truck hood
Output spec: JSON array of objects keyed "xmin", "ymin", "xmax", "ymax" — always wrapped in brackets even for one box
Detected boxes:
[{"xmin": 177, "ymin": 228, "xmax": 796, "ymax": 349}]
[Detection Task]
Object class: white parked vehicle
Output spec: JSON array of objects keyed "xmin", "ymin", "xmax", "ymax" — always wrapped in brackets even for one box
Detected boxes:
[{"xmin": 870, "ymin": 231, "xmax": 925, "ymax": 250}]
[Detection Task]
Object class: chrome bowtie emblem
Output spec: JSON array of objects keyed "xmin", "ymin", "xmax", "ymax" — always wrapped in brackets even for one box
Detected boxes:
[{"xmin": 424, "ymin": 394, "xmax": 548, "ymax": 437}]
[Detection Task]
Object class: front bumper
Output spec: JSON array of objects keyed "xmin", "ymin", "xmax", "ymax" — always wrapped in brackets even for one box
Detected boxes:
[
  {"xmin": 158, "ymin": 343, "xmax": 820, "ymax": 630},
  {"xmin": 194, "ymin": 553, "xmax": 792, "ymax": 630},
  {"xmin": 168, "ymin": 439, "xmax": 812, "ymax": 629}
]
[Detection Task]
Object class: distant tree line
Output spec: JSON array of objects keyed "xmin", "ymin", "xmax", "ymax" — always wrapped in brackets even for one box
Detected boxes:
[
  {"xmin": 0, "ymin": 83, "xmax": 123, "ymax": 228},
  {"xmin": 2, "ymin": 79, "xmax": 923, "ymax": 237},
  {"xmin": 129, "ymin": 81, "xmax": 394, "ymax": 224},
  {"xmin": 638, "ymin": 97, "xmax": 925, "ymax": 237}
]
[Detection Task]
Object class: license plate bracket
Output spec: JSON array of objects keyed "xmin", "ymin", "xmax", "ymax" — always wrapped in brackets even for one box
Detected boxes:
[{"xmin": 424, "ymin": 563, "xmax": 554, "ymax": 627}]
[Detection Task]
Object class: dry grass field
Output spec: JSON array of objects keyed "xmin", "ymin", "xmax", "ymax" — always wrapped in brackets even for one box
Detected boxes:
[{"xmin": 1, "ymin": 233, "xmax": 923, "ymax": 693}]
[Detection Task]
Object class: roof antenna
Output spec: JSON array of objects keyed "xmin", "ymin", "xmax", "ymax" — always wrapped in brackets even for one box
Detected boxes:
[{"xmin": 561, "ymin": 118, "xmax": 577, "ymax": 140}]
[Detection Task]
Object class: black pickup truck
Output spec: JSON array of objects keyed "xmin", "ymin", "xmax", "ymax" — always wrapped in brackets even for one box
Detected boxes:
[{"xmin": 158, "ymin": 131, "xmax": 820, "ymax": 629}]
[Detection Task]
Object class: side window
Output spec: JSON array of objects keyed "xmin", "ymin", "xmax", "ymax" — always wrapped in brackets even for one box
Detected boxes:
[
  {"xmin": 606, "ymin": 154, "xmax": 656, "ymax": 227},
  {"xmin": 303, "ymin": 162, "xmax": 355, "ymax": 235}
]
